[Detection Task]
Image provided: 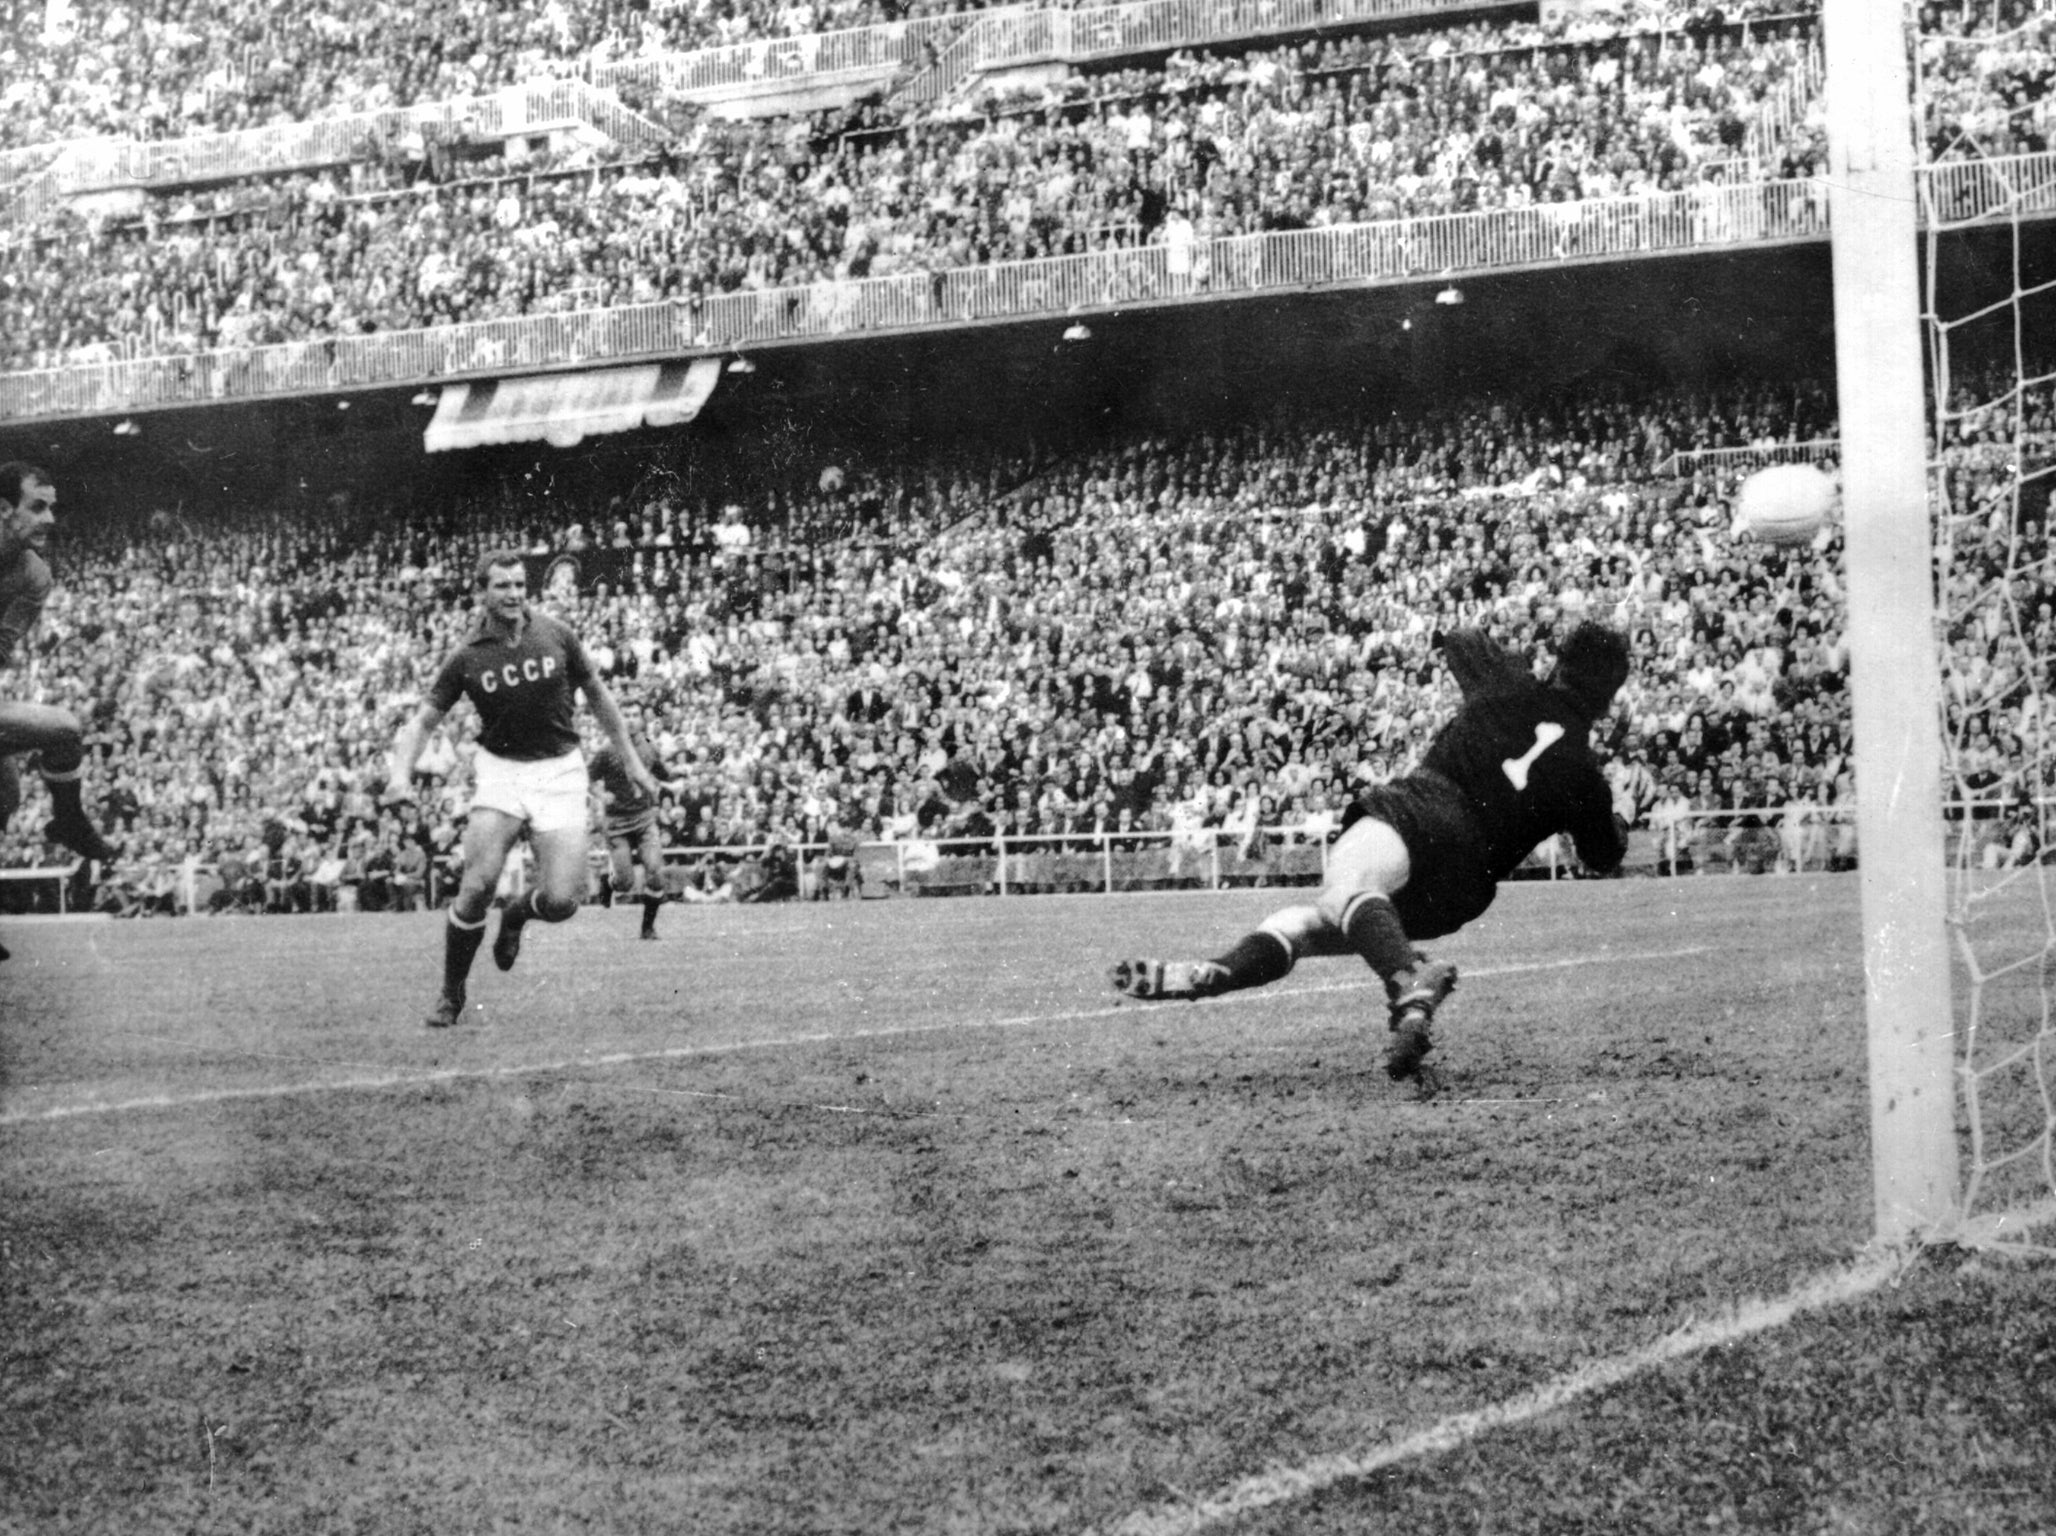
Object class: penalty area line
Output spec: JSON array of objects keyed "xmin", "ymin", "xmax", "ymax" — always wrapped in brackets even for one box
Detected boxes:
[
  {"xmin": 1084, "ymin": 1245, "xmax": 1916, "ymax": 1536},
  {"xmin": 0, "ymin": 945, "xmax": 1708, "ymax": 1125}
]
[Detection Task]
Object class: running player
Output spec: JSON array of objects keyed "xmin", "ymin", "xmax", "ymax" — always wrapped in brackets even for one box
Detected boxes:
[
  {"xmin": 590, "ymin": 721, "xmax": 678, "ymax": 940},
  {"xmin": 1111, "ymin": 623, "xmax": 1632, "ymax": 1089},
  {"xmin": 0, "ymin": 461, "xmax": 121, "ymax": 961},
  {"xmin": 390, "ymin": 547, "xmax": 657, "ymax": 1028}
]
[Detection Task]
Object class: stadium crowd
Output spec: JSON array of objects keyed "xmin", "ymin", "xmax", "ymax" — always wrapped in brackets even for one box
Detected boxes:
[
  {"xmin": 11, "ymin": 0, "xmax": 2046, "ymax": 378},
  {"xmin": 2, "ymin": 0, "xmax": 994, "ymax": 153},
  {"xmin": 0, "ymin": 371, "xmax": 1937, "ymax": 909},
  {"xmin": 1920, "ymin": 0, "xmax": 2056, "ymax": 162},
  {"xmin": 1, "ymin": 13, "xmax": 1826, "ymax": 372},
  {"xmin": 4, "ymin": 0, "xmax": 1828, "ymax": 154}
]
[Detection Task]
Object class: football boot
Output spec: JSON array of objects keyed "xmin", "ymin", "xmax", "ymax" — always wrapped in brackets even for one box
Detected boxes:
[
  {"xmin": 492, "ymin": 904, "xmax": 529, "ymax": 972},
  {"xmin": 1384, "ymin": 961, "xmax": 1458, "ymax": 1081},
  {"xmin": 1110, "ymin": 958, "xmax": 1226, "ymax": 1001}
]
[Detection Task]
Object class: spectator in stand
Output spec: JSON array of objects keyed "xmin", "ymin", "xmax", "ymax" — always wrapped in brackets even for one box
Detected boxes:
[
  {"xmin": 135, "ymin": 849, "xmax": 180, "ymax": 915},
  {"xmin": 266, "ymin": 829, "xmax": 315, "ymax": 912},
  {"xmin": 209, "ymin": 834, "xmax": 258, "ymax": 913},
  {"xmin": 1648, "ymin": 770, "xmax": 1697, "ymax": 874},
  {"xmin": 389, "ymin": 830, "xmax": 430, "ymax": 911}
]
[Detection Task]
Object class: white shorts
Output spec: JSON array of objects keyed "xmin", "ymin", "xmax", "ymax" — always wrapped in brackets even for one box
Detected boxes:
[{"xmin": 470, "ymin": 748, "xmax": 588, "ymax": 835}]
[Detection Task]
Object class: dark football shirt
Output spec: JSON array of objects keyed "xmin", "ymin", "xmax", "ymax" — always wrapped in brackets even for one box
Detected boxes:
[
  {"xmin": 427, "ymin": 606, "xmax": 594, "ymax": 762},
  {"xmin": 0, "ymin": 548, "xmax": 53, "ymax": 670},
  {"xmin": 1415, "ymin": 629, "xmax": 1626, "ymax": 880},
  {"xmin": 590, "ymin": 738, "xmax": 662, "ymax": 819},
  {"xmin": 1345, "ymin": 630, "xmax": 1625, "ymax": 939}
]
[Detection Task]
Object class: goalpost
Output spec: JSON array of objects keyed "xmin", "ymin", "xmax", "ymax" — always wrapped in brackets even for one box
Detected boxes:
[
  {"xmin": 1824, "ymin": 0, "xmax": 1962, "ymax": 1246},
  {"xmin": 1833, "ymin": 0, "xmax": 2056, "ymax": 1252}
]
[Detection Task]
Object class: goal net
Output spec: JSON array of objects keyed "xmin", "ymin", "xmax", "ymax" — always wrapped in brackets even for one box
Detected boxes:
[{"xmin": 1905, "ymin": 0, "xmax": 2056, "ymax": 1251}]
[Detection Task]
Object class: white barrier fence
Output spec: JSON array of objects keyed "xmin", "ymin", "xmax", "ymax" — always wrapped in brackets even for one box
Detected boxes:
[
  {"xmin": 1655, "ymin": 437, "xmax": 1842, "ymax": 479},
  {"xmin": 594, "ymin": 11, "xmax": 991, "ymax": 102},
  {"xmin": 0, "ymin": 859, "xmax": 82, "ymax": 914},
  {"xmin": 10, "ymin": 802, "xmax": 2040, "ymax": 922},
  {"xmin": 8, "ymin": 147, "xmax": 2049, "ymax": 427}
]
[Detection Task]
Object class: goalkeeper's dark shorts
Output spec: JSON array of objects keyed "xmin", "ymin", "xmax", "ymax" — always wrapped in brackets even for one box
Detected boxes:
[{"xmin": 1342, "ymin": 771, "xmax": 1496, "ymax": 941}]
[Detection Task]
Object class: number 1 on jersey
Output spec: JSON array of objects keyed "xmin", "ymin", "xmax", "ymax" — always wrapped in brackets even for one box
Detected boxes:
[{"xmin": 1501, "ymin": 721, "xmax": 1565, "ymax": 791}]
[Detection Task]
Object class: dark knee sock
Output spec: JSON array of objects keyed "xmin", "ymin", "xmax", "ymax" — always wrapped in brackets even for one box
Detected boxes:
[
  {"xmin": 1206, "ymin": 930, "xmax": 1296, "ymax": 993},
  {"xmin": 444, "ymin": 914, "xmax": 488, "ymax": 995},
  {"xmin": 1338, "ymin": 893, "xmax": 1418, "ymax": 999},
  {"xmin": 40, "ymin": 761, "xmax": 86, "ymax": 821},
  {"xmin": 639, "ymin": 894, "xmax": 663, "ymax": 933}
]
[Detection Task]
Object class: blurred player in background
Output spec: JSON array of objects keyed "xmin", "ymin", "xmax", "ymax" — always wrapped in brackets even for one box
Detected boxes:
[
  {"xmin": 0, "ymin": 461, "xmax": 121, "ymax": 962},
  {"xmin": 1112, "ymin": 623, "xmax": 1632, "ymax": 1090},
  {"xmin": 391, "ymin": 547, "xmax": 656, "ymax": 1028},
  {"xmin": 590, "ymin": 715, "xmax": 679, "ymax": 940}
]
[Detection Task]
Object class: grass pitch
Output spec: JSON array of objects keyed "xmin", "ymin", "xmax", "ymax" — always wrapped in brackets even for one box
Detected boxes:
[{"xmin": 3, "ymin": 877, "xmax": 2053, "ymax": 1534}]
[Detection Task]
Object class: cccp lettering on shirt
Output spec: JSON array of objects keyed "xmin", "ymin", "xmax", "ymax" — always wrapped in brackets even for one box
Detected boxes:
[
  {"xmin": 478, "ymin": 655, "xmax": 559, "ymax": 693},
  {"xmin": 428, "ymin": 608, "xmax": 594, "ymax": 762}
]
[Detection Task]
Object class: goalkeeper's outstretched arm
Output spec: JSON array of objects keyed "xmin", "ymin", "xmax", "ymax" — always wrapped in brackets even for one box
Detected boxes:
[{"xmin": 1436, "ymin": 628, "xmax": 1529, "ymax": 699}]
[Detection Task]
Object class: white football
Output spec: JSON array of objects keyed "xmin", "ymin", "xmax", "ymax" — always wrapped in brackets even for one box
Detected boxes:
[{"xmin": 1732, "ymin": 462, "xmax": 1837, "ymax": 546}]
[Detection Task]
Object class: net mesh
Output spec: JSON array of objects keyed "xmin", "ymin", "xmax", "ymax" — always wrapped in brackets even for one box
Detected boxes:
[{"xmin": 1914, "ymin": 0, "xmax": 2056, "ymax": 1250}]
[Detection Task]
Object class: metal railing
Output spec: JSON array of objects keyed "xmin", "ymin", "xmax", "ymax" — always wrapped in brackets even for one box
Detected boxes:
[
  {"xmin": 592, "ymin": 0, "xmax": 1501, "ymax": 104},
  {"xmin": 1645, "ymin": 800, "xmax": 2045, "ymax": 877},
  {"xmin": 0, "ymin": 175, "xmax": 1834, "ymax": 423},
  {"xmin": 0, "ymin": 860, "xmax": 81, "ymax": 914},
  {"xmin": 1741, "ymin": 40, "xmax": 1823, "ymax": 169},
  {"xmin": 24, "ymin": 810, "xmax": 1949, "ymax": 921},
  {"xmin": 0, "ymin": 163, "xmax": 61, "ymax": 227},
  {"xmin": 10, "ymin": 141, "xmax": 2055, "ymax": 425},
  {"xmin": 1656, "ymin": 437, "xmax": 1842, "ymax": 479},
  {"xmin": 858, "ymin": 827, "xmax": 1333, "ymax": 896},
  {"xmin": 1645, "ymin": 808, "xmax": 1850, "ymax": 878},
  {"xmin": 593, "ymin": 13, "xmax": 970, "ymax": 100},
  {"xmin": 891, "ymin": 9, "xmax": 1034, "ymax": 105},
  {"xmin": 978, "ymin": 0, "xmax": 1517, "ymax": 72},
  {"xmin": 1923, "ymin": 150, "xmax": 2056, "ymax": 224}
]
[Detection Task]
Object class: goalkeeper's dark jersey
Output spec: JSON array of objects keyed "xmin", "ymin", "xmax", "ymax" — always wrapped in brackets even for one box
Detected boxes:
[
  {"xmin": 1420, "ymin": 630, "xmax": 1626, "ymax": 880},
  {"xmin": 1347, "ymin": 630, "xmax": 1624, "ymax": 938}
]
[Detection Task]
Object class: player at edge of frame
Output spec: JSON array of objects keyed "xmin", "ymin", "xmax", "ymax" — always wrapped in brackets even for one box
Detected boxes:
[{"xmin": 0, "ymin": 460, "xmax": 123, "ymax": 964}]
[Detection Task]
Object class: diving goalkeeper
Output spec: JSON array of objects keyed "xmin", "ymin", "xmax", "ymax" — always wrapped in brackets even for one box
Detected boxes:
[{"xmin": 1112, "ymin": 622, "xmax": 1632, "ymax": 1085}]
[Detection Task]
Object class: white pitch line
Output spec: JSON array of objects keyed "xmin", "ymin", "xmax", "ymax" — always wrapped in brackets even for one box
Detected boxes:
[
  {"xmin": 1085, "ymin": 1245, "xmax": 1919, "ymax": 1536},
  {"xmin": 0, "ymin": 945, "xmax": 1709, "ymax": 1125}
]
